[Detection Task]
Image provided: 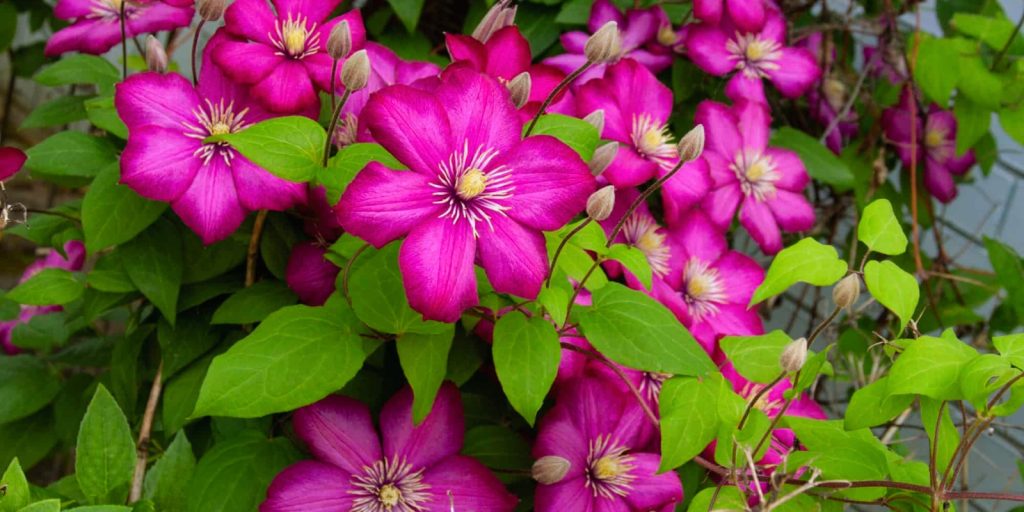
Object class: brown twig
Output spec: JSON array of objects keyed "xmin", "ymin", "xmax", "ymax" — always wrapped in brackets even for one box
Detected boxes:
[
  {"xmin": 245, "ymin": 210, "xmax": 269, "ymax": 287},
  {"xmin": 129, "ymin": 361, "xmax": 164, "ymax": 503}
]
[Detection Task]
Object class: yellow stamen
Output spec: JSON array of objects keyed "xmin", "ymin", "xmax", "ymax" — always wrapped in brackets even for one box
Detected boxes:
[
  {"xmin": 378, "ymin": 484, "xmax": 400, "ymax": 508},
  {"xmin": 745, "ymin": 159, "xmax": 769, "ymax": 182},
  {"xmin": 687, "ymin": 275, "xmax": 710, "ymax": 298},
  {"xmin": 593, "ymin": 456, "xmax": 628, "ymax": 481},
  {"xmin": 925, "ymin": 129, "xmax": 945, "ymax": 148},
  {"xmin": 283, "ymin": 25, "xmax": 307, "ymax": 56},
  {"xmin": 209, "ymin": 122, "xmax": 232, "ymax": 136},
  {"xmin": 456, "ymin": 169, "xmax": 488, "ymax": 200},
  {"xmin": 745, "ymin": 41, "xmax": 766, "ymax": 61}
]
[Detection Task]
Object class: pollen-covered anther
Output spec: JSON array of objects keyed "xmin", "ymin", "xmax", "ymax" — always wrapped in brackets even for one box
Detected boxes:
[
  {"xmin": 631, "ymin": 114, "xmax": 678, "ymax": 169},
  {"xmin": 585, "ymin": 435, "xmax": 635, "ymax": 499},
  {"xmin": 378, "ymin": 484, "xmax": 401, "ymax": 506},
  {"xmin": 732, "ymin": 151, "xmax": 780, "ymax": 201},
  {"xmin": 727, "ymin": 32, "xmax": 782, "ymax": 77},
  {"xmin": 456, "ymin": 169, "xmax": 488, "ymax": 200},
  {"xmin": 271, "ymin": 13, "xmax": 320, "ymax": 59},
  {"xmin": 682, "ymin": 259, "xmax": 727, "ymax": 322}
]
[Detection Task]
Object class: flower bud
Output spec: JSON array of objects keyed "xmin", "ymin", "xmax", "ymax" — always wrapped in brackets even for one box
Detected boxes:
[
  {"xmin": 472, "ymin": 0, "xmax": 517, "ymax": 43},
  {"xmin": 532, "ymin": 456, "xmax": 571, "ymax": 485},
  {"xmin": 657, "ymin": 23, "xmax": 679, "ymax": 47},
  {"xmin": 588, "ymin": 142, "xmax": 618, "ymax": 177},
  {"xmin": 832, "ymin": 274, "xmax": 860, "ymax": 310},
  {"xmin": 586, "ymin": 185, "xmax": 616, "ymax": 221},
  {"xmin": 584, "ymin": 21, "xmax": 622, "ymax": 63},
  {"xmin": 197, "ymin": 0, "xmax": 226, "ymax": 22},
  {"xmin": 145, "ymin": 35, "xmax": 168, "ymax": 73},
  {"xmin": 583, "ymin": 109, "xmax": 605, "ymax": 135},
  {"xmin": 780, "ymin": 337, "xmax": 807, "ymax": 374},
  {"xmin": 326, "ymin": 20, "xmax": 352, "ymax": 60},
  {"xmin": 507, "ymin": 71, "xmax": 531, "ymax": 109},
  {"xmin": 341, "ymin": 49, "xmax": 370, "ymax": 91},
  {"xmin": 678, "ymin": 124, "xmax": 705, "ymax": 162}
]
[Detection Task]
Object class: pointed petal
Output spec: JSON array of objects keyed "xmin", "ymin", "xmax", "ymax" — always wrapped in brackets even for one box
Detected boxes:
[
  {"xmin": 293, "ymin": 395, "xmax": 382, "ymax": 474},
  {"xmin": 621, "ymin": 8, "xmax": 660, "ymax": 50},
  {"xmin": 252, "ymin": 61, "xmax": 319, "ymax": 114},
  {"xmin": 736, "ymin": 100, "xmax": 771, "ymax": 153},
  {"xmin": 695, "ymin": 100, "xmax": 741, "ymax": 159},
  {"xmin": 436, "ymin": 68, "xmax": 521, "ymax": 154},
  {"xmin": 713, "ymin": 251, "xmax": 764, "ymax": 305},
  {"xmin": 224, "ymin": 0, "xmax": 276, "ymax": 44},
  {"xmin": 399, "ymin": 218, "xmax": 479, "ymax": 322},
  {"xmin": 260, "ymin": 461, "xmax": 356, "ymax": 512},
  {"xmin": 500, "ymin": 136, "xmax": 595, "ymax": 230},
  {"xmin": 661, "ymin": 157, "xmax": 711, "ymax": 225},
  {"xmin": 623, "ymin": 453, "xmax": 684, "ymax": 510},
  {"xmin": 336, "ymin": 163, "xmax": 442, "ymax": 248},
  {"xmin": 120, "ymin": 126, "xmax": 202, "ymax": 202},
  {"xmin": 213, "ymin": 41, "xmax": 284, "ymax": 85},
  {"xmin": 588, "ymin": 0, "xmax": 625, "ymax": 33},
  {"xmin": 666, "ymin": 209, "xmax": 727, "ymax": 265},
  {"xmin": 115, "ymin": 71, "xmax": 199, "ymax": 131},
  {"xmin": 739, "ymin": 198, "xmax": 782, "ymax": 254},
  {"xmin": 478, "ymin": 215, "xmax": 547, "ymax": 300},
  {"xmin": 171, "ymin": 157, "xmax": 247, "ymax": 245},
  {"xmin": 685, "ymin": 25, "xmax": 736, "ymax": 76},
  {"xmin": 727, "ymin": 0, "xmax": 765, "ymax": 31},
  {"xmin": 381, "ymin": 383, "xmax": 464, "ymax": 469},
  {"xmin": 763, "ymin": 148, "xmax": 809, "ymax": 191},
  {"xmin": 766, "ymin": 47, "xmax": 821, "ymax": 98},
  {"xmin": 422, "ymin": 456, "xmax": 518, "ymax": 512},
  {"xmin": 363, "ymin": 84, "xmax": 454, "ymax": 176},
  {"xmin": 703, "ymin": 183, "xmax": 743, "ymax": 229},
  {"xmin": 483, "ymin": 27, "xmax": 532, "ymax": 80},
  {"xmin": 768, "ymin": 189, "xmax": 815, "ymax": 232},
  {"xmin": 446, "ymin": 33, "xmax": 488, "ymax": 70},
  {"xmin": 604, "ymin": 145, "xmax": 660, "ymax": 188}
]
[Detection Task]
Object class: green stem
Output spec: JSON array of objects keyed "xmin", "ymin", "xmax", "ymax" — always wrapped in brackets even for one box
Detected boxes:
[
  {"xmin": 524, "ymin": 61, "xmax": 592, "ymax": 137},
  {"xmin": 323, "ymin": 89, "xmax": 353, "ymax": 167}
]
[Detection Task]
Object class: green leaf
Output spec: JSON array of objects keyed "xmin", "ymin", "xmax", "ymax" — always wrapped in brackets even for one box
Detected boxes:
[
  {"xmin": 321, "ymin": 143, "xmax": 404, "ymax": 204},
  {"xmin": 461, "ymin": 425, "xmax": 532, "ymax": 470},
  {"xmin": 20, "ymin": 95, "xmax": 88, "ymax": 129},
  {"xmin": 0, "ymin": 459, "xmax": 29, "ymax": 512},
  {"xmin": 493, "ymin": 312, "xmax": 561, "ymax": 425},
  {"xmin": 16, "ymin": 500, "xmax": 61, "ymax": 512},
  {"xmin": 527, "ymin": 114, "xmax": 600, "ymax": 160},
  {"xmin": 984, "ymin": 236, "xmax": 1024, "ymax": 318},
  {"xmin": 687, "ymin": 487, "xmax": 746, "ymax": 512},
  {"xmin": 0, "ymin": 3, "xmax": 14, "ymax": 54},
  {"xmin": 784, "ymin": 418, "xmax": 890, "ymax": 501},
  {"xmin": 954, "ymin": 95, "xmax": 990, "ymax": 155},
  {"xmin": 143, "ymin": 433, "xmax": 195, "ymax": 512},
  {"xmin": 659, "ymin": 376, "xmax": 720, "ymax": 471},
  {"xmin": 220, "ymin": 116, "xmax": 325, "ymax": 183},
  {"xmin": 579, "ymin": 282, "xmax": 714, "ymax": 375},
  {"xmin": 76, "ymin": 385, "xmax": 135, "ymax": 501},
  {"xmin": 82, "ymin": 163, "xmax": 167, "ymax": 253},
  {"xmin": 955, "ymin": 47, "xmax": 1003, "ymax": 110},
  {"xmin": 769, "ymin": 126, "xmax": 854, "ymax": 189},
  {"xmin": 162, "ymin": 357, "xmax": 211, "ymax": 435},
  {"xmin": 387, "ymin": 0, "xmax": 425, "ymax": 32},
  {"xmin": 999, "ymin": 104, "xmax": 1024, "ymax": 147},
  {"xmin": 887, "ymin": 335, "xmax": 979, "ymax": 400},
  {"xmin": 6, "ymin": 268, "xmax": 84, "ymax": 306},
  {"xmin": 211, "ymin": 281, "xmax": 297, "ymax": 325},
  {"xmin": 34, "ymin": 55, "xmax": 119, "ymax": 93},
  {"xmin": 192, "ymin": 300, "xmax": 370, "ymax": 418},
  {"xmin": 606, "ymin": 244, "xmax": 652, "ymax": 290},
  {"xmin": 959, "ymin": 354, "xmax": 1016, "ymax": 409},
  {"xmin": 844, "ymin": 376, "xmax": 914, "ymax": 430},
  {"xmin": 348, "ymin": 243, "xmax": 447, "ymax": 335},
  {"xmin": 186, "ymin": 433, "xmax": 298, "ymax": 512},
  {"xmin": 25, "ymin": 132, "xmax": 117, "ymax": 179},
  {"xmin": 120, "ymin": 220, "xmax": 183, "ymax": 324},
  {"xmin": 750, "ymin": 238, "xmax": 848, "ymax": 305},
  {"xmin": 857, "ymin": 199, "xmax": 907, "ymax": 256},
  {"xmin": 84, "ymin": 95, "xmax": 128, "ymax": 139},
  {"xmin": 863, "ymin": 260, "xmax": 919, "ymax": 335},
  {"xmin": 0, "ymin": 356, "xmax": 60, "ymax": 424},
  {"xmin": 994, "ymin": 333, "xmax": 1024, "ymax": 369},
  {"xmin": 0, "ymin": 412, "xmax": 58, "ymax": 471},
  {"xmin": 536, "ymin": 286, "xmax": 568, "ymax": 329},
  {"xmin": 920, "ymin": 397, "xmax": 960, "ymax": 477},
  {"xmin": 11, "ymin": 312, "xmax": 70, "ymax": 351},
  {"xmin": 951, "ymin": 13, "xmax": 1024, "ymax": 56},
  {"xmin": 396, "ymin": 325, "xmax": 455, "ymax": 424},
  {"xmin": 719, "ymin": 331, "xmax": 790, "ymax": 383},
  {"xmin": 913, "ymin": 35, "xmax": 961, "ymax": 104}
]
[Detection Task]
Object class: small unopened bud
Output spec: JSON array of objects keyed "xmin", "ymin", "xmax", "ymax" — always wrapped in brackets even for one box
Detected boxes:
[
  {"xmin": 341, "ymin": 49, "xmax": 370, "ymax": 91},
  {"xmin": 588, "ymin": 142, "xmax": 618, "ymax": 177},
  {"xmin": 657, "ymin": 23, "xmax": 679, "ymax": 47},
  {"xmin": 584, "ymin": 21, "xmax": 622, "ymax": 63},
  {"xmin": 145, "ymin": 35, "xmax": 167, "ymax": 73},
  {"xmin": 678, "ymin": 124, "xmax": 705, "ymax": 162},
  {"xmin": 832, "ymin": 274, "xmax": 860, "ymax": 310},
  {"xmin": 472, "ymin": 0, "xmax": 517, "ymax": 43},
  {"xmin": 780, "ymin": 338, "xmax": 807, "ymax": 374},
  {"xmin": 326, "ymin": 20, "xmax": 352, "ymax": 60},
  {"xmin": 586, "ymin": 185, "xmax": 616, "ymax": 221},
  {"xmin": 582, "ymin": 109, "xmax": 605, "ymax": 134},
  {"xmin": 507, "ymin": 71, "xmax": 531, "ymax": 109},
  {"xmin": 197, "ymin": 0, "xmax": 226, "ymax": 21},
  {"xmin": 532, "ymin": 456, "xmax": 571, "ymax": 485}
]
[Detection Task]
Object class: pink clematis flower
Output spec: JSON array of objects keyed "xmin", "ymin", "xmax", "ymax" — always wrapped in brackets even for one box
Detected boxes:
[
  {"xmin": 285, "ymin": 242, "xmax": 339, "ymax": 307},
  {"xmin": 46, "ymin": 0, "xmax": 194, "ymax": 57},
  {"xmin": 336, "ymin": 68, "xmax": 595, "ymax": 322},
  {"xmin": 533, "ymin": 375, "xmax": 682, "ymax": 511},
  {"xmin": 686, "ymin": 8, "xmax": 819, "ymax": 103},
  {"xmin": 0, "ymin": 147, "xmax": 26, "ymax": 182},
  {"xmin": 697, "ymin": 99, "xmax": 815, "ymax": 254},
  {"xmin": 576, "ymin": 59, "xmax": 683, "ymax": 187},
  {"xmin": 213, "ymin": 0, "xmax": 366, "ymax": 114},
  {"xmin": 693, "ymin": 0, "xmax": 769, "ymax": 33},
  {"xmin": 798, "ymin": 33, "xmax": 858, "ymax": 154},
  {"xmin": 545, "ymin": 0, "xmax": 673, "ymax": 84},
  {"xmin": 115, "ymin": 32, "xmax": 306, "ymax": 244},
  {"xmin": 262, "ymin": 383, "xmax": 517, "ymax": 511},
  {"xmin": 1, "ymin": 241, "xmax": 86, "ymax": 354},
  {"xmin": 882, "ymin": 86, "xmax": 976, "ymax": 203}
]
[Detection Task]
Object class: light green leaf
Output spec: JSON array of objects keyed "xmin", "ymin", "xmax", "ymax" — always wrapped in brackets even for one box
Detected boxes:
[
  {"xmin": 20, "ymin": 96, "xmax": 87, "ymax": 129},
  {"xmin": 913, "ymin": 35, "xmax": 961, "ymax": 104},
  {"xmin": 887, "ymin": 335, "xmax": 979, "ymax": 400},
  {"xmin": 321, "ymin": 143, "xmax": 404, "ymax": 203},
  {"xmin": 6, "ymin": 268, "xmax": 84, "ymax": 306},
  {"xmin": 186, "ymin": 433, "xmax": 298, "ymax": 512},
  {"xmin": 536, "ymin": 286, "xmax": 568, "ymax": 329},
  {"xmin": 784, "ymin": 418, "xmax": 890, "ymax": 501},
  {"xmin": 211, "ymin": 281, "xmax": 297, "ymax": 325},
  {"xmin": 959, "ymin": 354, "xmax": 1016, "ymax": 409},
  {"xmin": 950, "ymin": 13, "xmax": 1024, "ymax": 56},
  {"xmin": 493, "ymin": 312, "xmax": 561, "ymax": 425},
  {"xmin": 527, "ymin": 114, "xmax": 600, "ymax": 160},
  {"xmin": 770, "ymin": 126, "xmax": 854, "ymax": 189},
  {"xmin": 220, "ymin": 116, "xmax": 325, "ymax": 183},
  {"xmin": 994, "ymin": 333, "xmax": 1024, "ymax": 369},
  {"xmin": 25, "ymin": 132, "xmax": 117, "ymax": 179},
  {"xmin": 34, "ymin": 55, "xmax": 119, "ymax": 93},
  {"xmin": 143, "ymin": 432, "xmax": 195, "ymax": 512},
  {"xmin": 750, "ymin": 238, "xmax": 847, "ymax": 305},
  {"xmin": 844, "ymin": 376, "xmax": 914, "ymax": 430},
  {"xmin": 76, "ymin": 385, "xmax": 135, "ymax": 501},
  {"xmin": 999, "ymin": 104, "xmax": 1024, "ymax": 147},
  {"xmin": 686, "ymin": 487, "xmax": 746, "ymax": 511},
  {"xmin": 606, "ymin": 244, "xmax": 652, "ymax": 290},
  {"xmin": 955, "ymin": 45, "xmax": 1003, "ymax": 110},
  {"xmin": 0, "ymin": 459, "xmax": 29, "ymax": 512},
  {"xmin": 397, "ymin": 325, "xmax": 455, "ymax": 424},
  {"xmin": 857, "ymin": 199, "xmax": 907, "ymax": 256},
  {"xmin": 920, "ymin": 397, "xmax": 960, "ymax": 477},
  {"xmin": 387, "ymin": 0, "xmax": 425, "ymax": 32},
  {"xmin": 719, "ymin": 331, "xmax": 791, "ymax": 383},
  {"xmin": 120, "ymin": 220, "xmax": 182, "ymax": 324},
  {"xmin": 954, "ymin": 95, "xmax": 990, "ymax": 155},
  {"xmin": 16, "ymin": 500, "xmax": 61, "ymax": 512},
  {"xmin": 82, "ymin": 163, "xmax": 167, "ymax": 253},
  {"xmin": 0, "ymin": 356, "xmax": 60, "ymax": 424},
  {"xmin": 659, "ymin": 376, "xmax": 719, "ymax": 471},
  {"xmin": 863, "ymin": 260, "xmax": 919, "ymax": 334},
  {"xmin": 579, "ymin": 282, "xmax": 714, "ymax": 375}
]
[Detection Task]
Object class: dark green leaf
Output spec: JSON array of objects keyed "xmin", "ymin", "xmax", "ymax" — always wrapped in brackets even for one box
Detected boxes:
[
  {"xmin": 82, "ymin": 163, "xmax": 167, "ymax": 253},
  {"xmin": 143, "ymin": 432, "xmax": 195, "ymax": 512},
  {"xmin": 321, "ymin": 143, "xmax": 404, "ymax": 203},
  {"xmin": 121, "ymin": 220, "xmax": 182, "ymax": 324},
  {"xmin": 25, "ymin": 132, "xmax": 117, "ymax": 179},
  {"xmin": 0, "ymin": 356, "xmax": 60, "ymax": 423},
  {"xmin": 20, "ymin": 96, "xmax": 88, "ymax": 129},
  {"xmin": 348, "ymin": 243, "xmax": 448, "ymax": 335},
  {"xmin": 387, "ymin": 0, "xmax": 425, "ymax": 32},
  {"xmin": 461, "ymin": 425, "xmax": 532, "ymax": 470},
  {"xmin": 76, "ymin": 385, "xmax": 135, "ymax": 501},
  {"xmin": 770, "ymin": 127, "xmax": 854, "ymax": 189},
  {"xmin": 84, "ymin": 95, "xmax": 128, "ymax": 139},
  {"xmin": 6, "ymin": 268, "xmax": 84, "ymax": 306},
  {"xmin": 34, "ymin": 55, "xmax": 119, "ymax": 93},
  {"xmin": 0, "ymin": 411, "xmax": 57, "ymax": 471},
  {"xmin": 186, "ymin": 433, "xmax": 298, "ymax": 512},
  {"xmin": 211, "ymin": 281, "xmax": 297, "ymax": 325},
  {"xmin": 493, "ymin": 312, "xmax": 561, "ymax": 425}
]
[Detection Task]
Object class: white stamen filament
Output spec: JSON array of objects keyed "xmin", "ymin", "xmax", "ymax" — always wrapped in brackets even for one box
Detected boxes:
[
  {"xmin": 621, "ymin": 213, "xmax": 671, "ymax": 277},
  {"xmin": 682, "ymin": 259, "xmax": 727, "ymax": 323},
  {"xmin": 181, "ymin": 99, "xmax": 251, "ymax": 166},
  {"xmin": 731, "ymin": 150, "xmax": 780, "ymax": 202},
  {"xmin": 269, "ymin": 13, "xmax": 321, "ymax": 59},
  {"xmin": 630, "ymin": 113, "xmax": 678, "ymax": 171},
  {"xmin": 430, "ymin": 140, "xmax": 515, "ymax": 238},
  {"xmin": 585, "ymin": 435, "xmax": 636, "ymax": 499},
  {"xmin": 726, "ymin": 32, "xmax": 782, "ymax": 78},
  {"xmin": 350, "ymin": 457, "xmax": 431, "ymax": 512}
]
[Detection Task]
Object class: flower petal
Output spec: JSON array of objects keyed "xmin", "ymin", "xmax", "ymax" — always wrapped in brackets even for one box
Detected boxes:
[
  {"xmin": 271, "ymin": 0, "xmax": 343, "ymax": 22},
  {"xmin": 714, "ymin": 251, "xmax": 764, "ymax": 305},
  {"xmin": 286, "ymin": 242, "xmax": 339, "ymax": 306},
  {"xmin": 363, "ymin": 84, "xmax": 454, "ymax": 176},
  {"xmin": 120, "ymin": 126, "xmax": 202, "ymax": 202},
  {"xmin": 685, "ymin": 25, "xmax": 736, "ymax": 76},
  {"xmin": 336, "ymin": 163, "xmax": 441, "ymax": 248},
  {"xmin": 604, "ymin": 145, "xmax": 660, "ymax": 188},
  {"xmin": 232, "ymin": 155, "xmax": 306, "ymax": 211},
  {"xmin": 695, "ymin": 100, "xmax": 741, "ymax": 159},
  {"xmin": 693, "ymin": 0, "xmax": 722, "ymax": 24},
  {"xmin": 381, "ymin": 383, "xmax": 464, "ymax": 469},
  {"xmin": 223, "ymin": 0, "xmax": 276, "ymax": 44},
  {"xmin": 666, "ymin": 209, "xmax": 727, "ymax": 266},
  {"xmin": 535, "ymin": 479, "xmax": 594, "ymax": 512},
  {"xmin": 446, "ymin": 33, "xmax": 487, "ymax": 70},
  {"xmin": 588, "ymin": 0, "xmax": 625, "ymax": 33},
  {"xmin": 483, "ymin": 26, "xmax": 532, "ymax": 80},
  {"xmin": 421, "ymin": 456, "xmax": 518, "ymax": 512},
  {"xmin": 293, "ymin": 395, "xmax": 382, "ymax": 474},
  {"xmin": 736, "ymin": 100, "xmax": 771, "ymax": 153},
  {"xmin": 703, "ymin": 183, "xmax": 742, "ymax": 228},
  {"xmin": 768, "ymin": 189, "xmax": 815, "ymax": 232},
  {"xmin": 623, "ymin": 453, "xmax": 684, "ymax": 511},
  {"xmin": 212, "ymin": 40, "xmax": 282, "ymax": 85},
  {"xmin": 171, "ymin": 157, "xmax": 247, "ymax": 245},
  {"xmin": 478, "ymin": 215, "xmax": 547, "ymax": 300},
  {"xmin": 251, "ymin": 60, "xmax": 319, "ymax": 114},
  {"xmin": 260, "ymin": 461, "xmax": 356, "ymax": 512},
  {"xmin": 763, "ymin": 148, "xmax": 809, "ymax": 191},
  {"xmin": 727, "ymin": 0, "xmax": 766, "ymax": 32},
  {"xmin": 436, "ymin": 68, "xmax": 521, "ymax": 154},
  {"xmin": 125, "ymin": 3, "xmax": 194, "ymax": 36},
  {"xmin": 924, "ymin": 157, "xmax": 957, "ymax": 203},
  {"xmin": 661, "ymin": 157, "xmax": 711, "ymax": 225},
  {"xmin": 45, "ymin": 19, "xmax": 122, "ymax": 57},
  {"xmin": 0, "ymin": 147, "xmax": 27, "ymax": 181},
  {"xmin": 739, "ymin": 198, "xmax": 782, "ymax": 254},
  {"xmin": 725, "ymin": 73, "xmax": 767, "ymax": 103},
  {"xmin": 499, "ymin": 136, "xmax": 595, "ymax": 230},
  {"xmin": 399, "ymin": 217, "xmax": 479, "ymax": 322},
  {"xmin": 115, "ymin": 71, "xmax": 200, "ymax": 131},
  {"xmin": 766, "ymin": 47, "xmax": 821, "ymax": 98}
]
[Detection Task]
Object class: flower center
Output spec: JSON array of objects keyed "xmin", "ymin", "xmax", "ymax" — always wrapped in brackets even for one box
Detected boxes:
[
  {"xmin": 727, "ymin": 32, "xmax": 782, "ymax": 78},
  {"xmin": 640, "ymin": 371, "xmax": 672, "ymax": 402},
  {"xmin": 731, "ymin": 151, "xmax": 779, "ymax": 201},
  {"xmin": 431, "ymin": 141, "xmax": 515, "ymax": 237},
  {"xmin": 924, "ymin": 128, "xmax": 946, "ymax": 149},
  {"xmin": 740, "ymin": 382, "xmax": 785, "ymax": 416},
  {"xmin": 350, "ymin": 458, "xmax": 430, "ymax": 512},
  {"xmin": 182, "ymin": 99, "xmax": 251, "ymax": 166},
  {"xmin": 682, "ymin": 259, "xmax": 727, "ymax": 323},
  {"xmin": 631, "ymin": 114, "xmax": 678, "ymax": 169},
  {"xmin": 271, "ymin": 13, "xmax": 320, "ymax": 59},
  {"xmin": 621, "ymin": 213, "xmax": 671, "ymax": 277},
  {"xmin": 585, "ymin": 435, "xmax": 635, "ymax": 499},
  {"xmin": 91, "ymin": 0, "xmax": 137, "ymax": 18}
]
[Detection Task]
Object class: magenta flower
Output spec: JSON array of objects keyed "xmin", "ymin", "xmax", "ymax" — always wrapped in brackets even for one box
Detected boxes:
[
  {"xmin": 882, "ymin": 86, "xmax": 976, "ymax": 203},
  {"xmin": 697, "ymin": 99, "xmax": 815, "ymax": 254},
  {"xmin": 46, "ymin": 0, "xmax": 194, "ymax": 57},
  {"xmin": 576, "ymin": 59, "xmax": 679, "ymax": 187},
  {"xmin": 213, "ymin": 0, "xmax": 366, "ymax": 114},
  {"xmin": 336, "ymin": 68, "xmax": 595, "ymax": 322},
  {"xmin": 693, "ymin": 0, "xmax": 767, "ymax": 32},
  {"xmin": 285, "ymin": 242, "xmax": 339, "ymax": 307},
  {"xmin": 533, "ymin": 375, "xmax": 682, "ymax": 511},
  {"xmin": 686, "ymin": 8, "xmax": 819, "ymax": 103},
  {"xmin": 545, "ymin": 0, "xmax": 673, "ymax": 84},
  {"xmin": 115, "ymin": 32, "xmax": 306, "ymax": 244},
  {"xmin": 1, "ymin": 241, "xmax": 85, "ymax": 354},
  {"xmin": 262, "ymin": 384, "xmax": 517, "ymax": 511},
  {"xmin": 0, "ymin": 147, "xmax": 26, "ymax": 181},
  {"xmin": 863, "ymin": 43, "xmax": 907, "ymax": 85},
  {"xmin": 797, "ymin": 33, "xmax": 857, "ymax": 154}
]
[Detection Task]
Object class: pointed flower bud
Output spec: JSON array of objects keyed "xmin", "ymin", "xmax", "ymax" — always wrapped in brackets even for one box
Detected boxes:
[
  {"xmin": 583, "ymin": 109, "xmax": 605, "ymax": 134},
  {"xmin": 327, "ymin": 20, "xmax": 352, "ymax": 60},
  {"xmin": 586, "ymin": 185, "xmax": 616, "ymax": 221},
  {"xmin": 472, "ymin": 0, "xmax": 517, "ymax": 43},
  {"xmin": 197, "ymin": 0, "xmax": 226, "ymax": 22},
  {"xmin": 832, "ymin": 274, "xmax": 860, "ymax": 310},
  {"xmin": 780, "ymin": 337, "xmax": 807, "ymax": 374},
  {"xmin": 678, "ymin": 124, "xmax": 705, "ymax": 162},
  {"xmin": 508, "ymin": 71, "xmax": 531, "ymax": 109},
  {"xmin": 145, "ymin": 35, "xmax": 167, "ymax": 73},
  {"xmin": 532, "ymin": 456, "xmax": 571, "ymax": 485},
  {"xmin": 589, "ymin": 142, "xmax": 618, "ymax": 177},
  {"xmin": 341, "ymin": 49, "xmax": 370, "ymax": 92},
  {"xmin": 585, "ymin": 21, "xmax": 622, "ymax": 63}
]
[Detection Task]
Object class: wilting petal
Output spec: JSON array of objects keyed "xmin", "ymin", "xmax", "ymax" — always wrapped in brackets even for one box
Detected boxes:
[
  {"xmin": 436, "ymin": 68, "xmax": 521, "ymax": 154},
  {"xmin": 232, "ymin": 155, "xmax": 306, "ymax": 211},
  {"xmin": 381, "ymin": 383, "xmax": 464, "ymax": 469},
  {"xmin": 623, "ymin": 453, "xmax": 684, "ymax": 510},
  {"xmin": 739, "ymin": 198, "xmax": 782, "ymax": 254},
  {"xmin": 768, "ymin": 189, "xmax": 815, "ymax": 232},
  {"xmin": 735, "ymin": 100, "xmax": 771, "ymax": 153},
  {"xmin": 661, "ymin": 158, "xmax": 711, "ymax": 225},
  {"xmin": 336, "ymin": 163, "xmax": 441, "ymax": 248},
  {"xmin": 766, "ymin": 47, "xmax": 821, "ymax": 98},
  {"xmin": 252, "ymin": 61, "xmax": 319, "ymax": 114},
  {"xmin": 285, "ymin": 243, "xmax": 339, "ymax": 306},
  {"xmin": 478, "ymin": 215, "xmax": 547, "ymax": 300},
  {"xmin": 223, "ymin": 0, "xmax": 276, "ymax": 44},
  {"xmin": 120, "ymin": 126, "xmax": 202, "ymax": 202},
  {"xmin": 0, "ymin": 147, "xmax": 27, "ymax": 181},
  {"xmin": 364, "ymin": 85, "xmax": 454, "ymax": 176},
  {"xmin": 260, "ymin": 461, "xmax": 356, "ymax": 512},
  {"xmin": 500, "ymin": 136, "xmax": 595, "ymax": 230},
  {"xmin": 727, "ymin": 0, "xmax": 766, "ymax": 32},
  {"xmin": 171, "ymin": 157, "xmax": 247, "ymax": 245},
  {"xmin": 421, "ymin": 456, "xmax": 518, "ymax": 512},
  {"xmin": 213, "ymin": 41, "xmax": 282, "ymax": 85},
  {"xmin": 924, "ymin": 157, "xmax": 957, "ymax": 203},
  {"xmin": 703, "ymin": 183, "xmax": 743, "ymax": 228},
  {"xmin": 714, "ymin": 251, "xmax": 764, "ymax": 304},
  {"xmin": 399, "ymin": 218, "xmax": 478, "ymax": 322},
  {"xmin": 272, "ymin": 0, "xmax": 343, "ymax": 22},
  {"xmin": 115, "ymin": 72, "xmax": 200, "ymax": 131},
  {"xmin": 293, "ymin": 395, "xmax": 382, "ymax": 475},
  {"xmin": 695, "ymin": 100, "xmax": 741, "ymax": 159},
  {"xmin": 763, "ymin": 148, "xmax": 808, "ymax": 191},
  {"xmin": 685, "ymin": 25, "xmax": 735, "ymax": 76}
]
